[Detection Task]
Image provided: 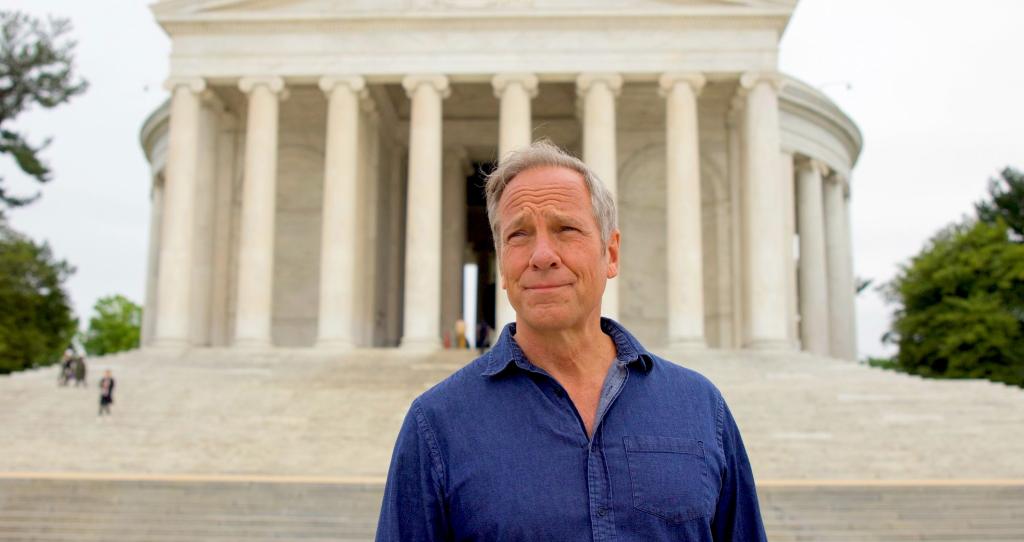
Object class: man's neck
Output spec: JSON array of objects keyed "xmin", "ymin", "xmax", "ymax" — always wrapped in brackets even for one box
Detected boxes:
[{"xmin": 513, "ymin": 317, "xmax": 617, "ymax": 382}]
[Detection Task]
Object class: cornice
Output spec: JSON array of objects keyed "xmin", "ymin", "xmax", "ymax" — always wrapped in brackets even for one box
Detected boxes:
[{"xmin": 778, "ymin": 75, "xmax": 863, "ymax": 167}]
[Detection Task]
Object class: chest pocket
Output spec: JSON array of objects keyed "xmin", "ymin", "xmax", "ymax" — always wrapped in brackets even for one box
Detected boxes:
[{"xmin": 623, "ymin": 435, "xmax": 712, "ymax": 524}]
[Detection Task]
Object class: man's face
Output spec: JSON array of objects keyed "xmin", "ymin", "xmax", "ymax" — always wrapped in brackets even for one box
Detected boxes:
[{"xmin": 497, "ymin": 166, "xmax": 619, "ymax": 332}]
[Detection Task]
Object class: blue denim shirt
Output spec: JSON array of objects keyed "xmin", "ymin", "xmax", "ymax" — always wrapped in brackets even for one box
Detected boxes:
[{"xmin": 376, "ymin": 318, "xmax": 767, "ymax": 541}]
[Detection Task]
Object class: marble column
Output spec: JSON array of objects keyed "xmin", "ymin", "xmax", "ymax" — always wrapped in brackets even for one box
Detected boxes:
[
  {"xmin": 442, "ymin": 147, "xmax": 470, "ymax": 343},
  {"xmin": 780, "ymin": 151, "xmax": 799, "ymax": 348},
  {"xmin": 314, "ymin": 76, "xmax": 366, "ymax": 350},
  {"xmin": 843, "ymin": 191, "xmax": 858, "ymax": 360},
  {"xmin": 356, "ymin": 96, "xmax": 382, "ymax": 346},
  {"xmin": 726, "ymin": 99, "xmax": 745, "ymax": 349},
  {"xmin": 233, "ymin": 76, "xmax": 286, "ymax": 348},
  {"xmin": 141, "ymin": 176, "xmax": 164, "ymax": 347},
  {"xmin": 209, "ymin": 110, "xmax": 238, "ymax": 347},
  {"xmin": 492, "ymin": 73, "xmax": 538, "ymax": 331},
  {"xmin": 152, "ymin": 77, "xmax": 205, "ymax": 349},
  {"xmin": 659, "ymin": 73, "xmax": 707, "ymax": 349},
  {"xmin": 576, "ymin": 73, "xmax": 622, "ymax": 320},
  {"xmin": 189, "ymin": 96, "xmax": 222, "ymax": 346},
  {"xmin": 824, "ymin": 173, "xmax": 854, "ymax": 360},
  {"xmin": 400, "ymin": 74, "xmax": 450, "ymax": 349},
  {"xmin": 738, "ymin": 72, "xmax": 790, "ymax": 350},
  {"xmin": 796, "ymin": 158, "xmax": 831, "ymax": 356}
]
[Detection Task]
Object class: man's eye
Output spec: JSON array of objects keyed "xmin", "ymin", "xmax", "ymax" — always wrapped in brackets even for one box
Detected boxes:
[
  {"xmin": 507, "ymin": 230, "xmax": 526, "ymax": 240},
  {"xmin": 560, "ymin": 226, "xmax": 579, "ymax": 233}
]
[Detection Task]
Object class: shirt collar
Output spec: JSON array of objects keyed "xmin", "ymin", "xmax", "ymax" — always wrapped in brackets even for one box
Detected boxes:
[{"xmin": 480, "ymin": 317, "xmax": 653, "ymax": 378}]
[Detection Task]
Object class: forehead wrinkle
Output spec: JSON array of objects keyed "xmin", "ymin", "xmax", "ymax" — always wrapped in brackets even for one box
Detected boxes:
[{"xmin": 500, "ymin": 185, "xmax": 586, "ymax": 213}]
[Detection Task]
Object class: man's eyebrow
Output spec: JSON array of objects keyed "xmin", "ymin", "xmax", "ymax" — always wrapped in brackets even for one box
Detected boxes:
[
  {"xmin": 501, "ymin": 212, "xmax": 528, "ymax": 234},
  {"xmin": 550, "ymin": 212, "xmax": 586, "ymax": 227}
]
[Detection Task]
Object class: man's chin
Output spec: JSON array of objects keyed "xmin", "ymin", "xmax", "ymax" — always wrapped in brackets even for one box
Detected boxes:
[{"xmin": 516, "ymin": 308, "xmax": 584, "ymax": 333}]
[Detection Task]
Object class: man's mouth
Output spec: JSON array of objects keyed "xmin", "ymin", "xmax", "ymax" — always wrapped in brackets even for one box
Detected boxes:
[{"xmin": 525, "ymin": 283, "xmax": 570, "ymax": 291}]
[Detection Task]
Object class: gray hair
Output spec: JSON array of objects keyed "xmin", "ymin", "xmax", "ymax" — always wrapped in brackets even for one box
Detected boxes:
[{"xmin": 484, "ymin": 140, "xmax": 617, "ymax": 250}]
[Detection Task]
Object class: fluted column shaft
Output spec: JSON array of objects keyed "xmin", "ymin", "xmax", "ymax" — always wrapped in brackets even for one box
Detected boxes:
[
  {"xmin": 780, "ymin": 151, "xmax": 799, "ymax": 348},
  {"xmin": 209, "ymin": 111, "xmax": 237, "ymax": 347},
  {"xmin": 189, "ymin": 98, "xmax": 222, "ymax": 346},
  {"xmin": 442, "ymin": 148, "xmax": 470, "ymax": 341},
  {"xmin": 492, "ymin": 73, "xmax": 538, "ymax": 331},
  {"xmin": 825, "ymin": 175, "xmax": 856, "ymax": 360},
  {"xmin": 739, "ymin": 72, "xmax": 791, "ymax": 350},
  {"xmin": 234, "ymin": 76, "xmax": 286, "ymax": 348},
  {"xmin": 577, "ymin": 73, "xmax": 622, "ymax": 320},
  {"xmin": 660, "ymin": 73, "xmax": 707, "ymax": 349},
  {"xmin": 796, "ymin": 158, "xmax": 831, "ymax": 355},
  {"xmin": 315, "ymin": 76, "xmax": 366, "ymax": 349},
  {"xmin": 142, "ymin": 177, "xmax": 165, "ymax": 347},
  {"xmin": 153, "ymin": 78, "xmax": 206, "ymax": 348},
  {"xmin": 400, "ymin": 75, "xmax": 450, "ymax": 349}
]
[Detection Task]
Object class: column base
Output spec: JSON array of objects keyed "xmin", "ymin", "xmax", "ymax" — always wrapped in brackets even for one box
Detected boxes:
[
  {"xmin": 667, "ymin": 338, "xmax": 707, "ymax": 351},
  {"xmin": 745, "ymin": 338, "xmax": 793, "ymax": 351},
  {"xmin": 148, "ymin": 337, "xmax": 189, "ymax": 350},
  {"xmin": 399, "ymin": 336, "xmax": 442, "ymax": 351},
  {"xmin": 232, "ymin": 338, "xmax": 273, "ymax": 350},
  {"xmin": 314, "ymin": 338, "xmax": 356, "ymax": 351}
]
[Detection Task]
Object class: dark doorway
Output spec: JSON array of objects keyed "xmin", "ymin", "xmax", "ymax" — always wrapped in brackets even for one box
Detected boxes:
[{"xmin": 466, "ymin": 162, "xmax": 497, "ymax": 329}]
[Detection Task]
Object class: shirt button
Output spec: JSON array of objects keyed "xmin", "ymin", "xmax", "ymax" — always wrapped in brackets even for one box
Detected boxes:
[{"xmin": 597, "ymin": 507, "xmax": 607, "ymax": 517}]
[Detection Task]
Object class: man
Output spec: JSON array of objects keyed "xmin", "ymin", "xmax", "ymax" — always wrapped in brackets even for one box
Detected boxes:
[
  {"xmin": 98, "ymin": 370, "xmax": 115, "ymax": 416},
  {"xmin": 377, "ymin": 141, "xmax": 766, "ymax": 541}
]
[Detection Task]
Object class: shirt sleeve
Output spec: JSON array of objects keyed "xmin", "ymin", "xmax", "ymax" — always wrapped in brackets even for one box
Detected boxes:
[
  {"xmin": 375, "ymin": 401, "xmax": 451, "ymax": 542},
  {"xmin": 712, "ymin": 394, "xmax": 768, "ymax": 542}
]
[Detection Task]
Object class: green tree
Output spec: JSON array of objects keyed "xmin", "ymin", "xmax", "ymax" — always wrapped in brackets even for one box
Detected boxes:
[
  {"xmin": 80, "ymin": 294, "xmax": 141, "ymax": 356},
  {"xmin": 883, "ymin": 219, "xmax": 1024, "ymax": 386},
  {"xmin": 0, "ymin": 10, "xmax": 87, "ymax": 213},
  {"xmin": 0, "ymin": 222, "xmax": 77, "ymax": 373},
  {"xmin": 976, "ymin": 167, "xmax": 1024, "ymax": 241}
]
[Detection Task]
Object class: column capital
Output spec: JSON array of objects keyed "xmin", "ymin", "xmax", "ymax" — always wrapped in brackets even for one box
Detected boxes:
[
  {"xmin": 318, "ymin": 75, "xmax": 367, "ymax": 97},
  {"xmin": 825, "ymin": 170, "xmax": 847, "ymax": 187},
  {"xmin": 402, "ymin": 74, "xmax": 451, "ymax": 99},
  {"xmin": 738, "ymin": 71, "xmax": 785, "ymax": 94},
  {"xmin": 164, "ymin": 77, "xmax": 206, "ymax": 94},
  {"xmin": 576, "ymin": 73, "xmax": 623, "ymax": 97},
  {"xmin": 238, "ymin": 76, "xmax": 287, "ymax": 97},
  {"xmin": 658, "ymin": 72, "xmax": 706, "ymax": 98},
  {"xmin": 796, "ymin": 156, "xmax": 830, "ymax": 177},
  {"xmin": 491, "ymin": 73, "xmax": 539, "ymax": 99}
]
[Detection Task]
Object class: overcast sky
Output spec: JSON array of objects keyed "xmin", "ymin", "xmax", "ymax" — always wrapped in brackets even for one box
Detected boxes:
[{"xmin": 1, "ymin": 0, "xmax": 1021, "ymax": 359}]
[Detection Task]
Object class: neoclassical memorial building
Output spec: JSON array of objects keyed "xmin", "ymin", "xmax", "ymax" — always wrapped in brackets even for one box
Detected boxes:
[{"xmin": 140, "ymin": 0, "xmax": 861, "ymax": 360}]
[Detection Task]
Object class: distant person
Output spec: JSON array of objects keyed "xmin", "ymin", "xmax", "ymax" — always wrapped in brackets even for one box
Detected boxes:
[
  {"xmin": 475, "ymin": 320, "xmax": 492, "ymax": 354},
  {"xmin": 98, "ymin": 370, "xmax": 115, "ymax": 416},
  {"xmin": 58, "ymin": 351, "xmax": 74, "ymax": 387},
  {"xmin": 454, "ymin": 319, "xmax": 468, "ymax": 349},
  {"xmin": 73, "ymin": 355, "xmax": 87, "ymax": 387}
]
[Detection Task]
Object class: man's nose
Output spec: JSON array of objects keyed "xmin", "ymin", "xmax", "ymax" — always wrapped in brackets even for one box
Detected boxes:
[{"xmin": 528, "ymin": 232, "xmax": 560, "ymax": 269}]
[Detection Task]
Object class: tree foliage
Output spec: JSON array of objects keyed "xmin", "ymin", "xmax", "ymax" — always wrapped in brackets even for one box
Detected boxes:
[
  {"xmin": 0, "ymin": 222, "xmax": 76, "ymax": 374},
  {"xmin": 976, "ymin": 167, "xmax": 1024, "ymax": 241},
  {"xmin": 883, "ymin": 216, "xmax": 1024, "ymax": 387},
  {"xmin": 80, "ymin": 294, "xmax": 141, "ymax": 356},
  {"xmin": 0, "ymin": 10, "xmax": 87, "ymax": 212}
]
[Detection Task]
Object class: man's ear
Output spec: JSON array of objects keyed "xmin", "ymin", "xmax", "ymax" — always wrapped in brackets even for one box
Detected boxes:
[{"xmin": 606, "ymin": 229, "xmax": 621, "ymax": 279}]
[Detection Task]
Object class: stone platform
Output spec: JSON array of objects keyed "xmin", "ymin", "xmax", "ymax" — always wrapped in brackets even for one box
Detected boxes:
[
  {"xmin": 2, "ymin": 348, "xmax": 1023, "ymax": 540},
  {"xmin": 3, "ymin": 347, "xmax": 1022, "ymax": 480}
]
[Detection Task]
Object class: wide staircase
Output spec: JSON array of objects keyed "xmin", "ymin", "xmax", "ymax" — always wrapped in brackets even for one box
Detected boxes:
[{"xmin": 2, "ymin": 347, "xmax": 1023, "ymax": 540}]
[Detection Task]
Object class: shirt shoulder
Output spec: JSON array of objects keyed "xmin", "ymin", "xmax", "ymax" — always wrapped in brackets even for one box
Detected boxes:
[
  {"xmin": 647, "ymin": 354, "xmax": 724, "ymax": 403},
  {"xmin": 411, "ymin": 354, "xmax": 494, "ymax": 415}
]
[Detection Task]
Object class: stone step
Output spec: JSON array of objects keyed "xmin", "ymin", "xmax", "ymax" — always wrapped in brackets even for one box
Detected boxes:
[{"xmin": 3, "ymin": 478, "xmax": 1024, "ymax": 541}]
